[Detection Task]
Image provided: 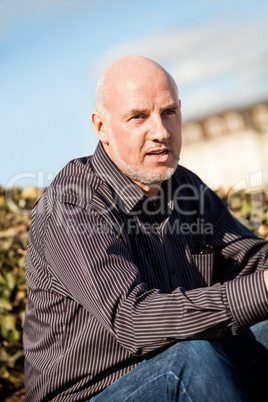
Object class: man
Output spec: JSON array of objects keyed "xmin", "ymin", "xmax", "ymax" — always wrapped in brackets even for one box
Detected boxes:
[{"xmin": 24, "ymin": 56, "xmax": 268, "ymax": 401}]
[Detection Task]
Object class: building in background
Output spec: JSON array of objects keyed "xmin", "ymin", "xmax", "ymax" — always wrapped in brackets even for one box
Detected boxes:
[{"xmin": 181, "ymin": 101, "xmax": 268, "ymax": 191}]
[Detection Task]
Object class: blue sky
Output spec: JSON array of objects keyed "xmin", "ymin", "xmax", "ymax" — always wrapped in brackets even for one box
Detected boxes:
[{"xmin": 1, "ymin": 0, "xmax": 268, "ymax": 188}]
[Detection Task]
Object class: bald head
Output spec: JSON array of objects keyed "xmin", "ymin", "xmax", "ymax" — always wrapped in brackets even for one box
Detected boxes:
[{"xmin": 95, "ymin": 56, "xmax": 178, "ymax": 117}]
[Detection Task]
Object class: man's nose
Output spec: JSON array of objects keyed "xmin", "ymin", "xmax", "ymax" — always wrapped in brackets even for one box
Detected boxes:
[{"xmin": 149, "ymin": 115, "xmax": 170, "ymax": 142}]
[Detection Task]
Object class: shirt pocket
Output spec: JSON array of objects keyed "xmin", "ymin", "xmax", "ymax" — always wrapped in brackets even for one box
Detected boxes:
[{"xmin": 185, "ymin": 245, "xmax": 215, "ymax": 287}]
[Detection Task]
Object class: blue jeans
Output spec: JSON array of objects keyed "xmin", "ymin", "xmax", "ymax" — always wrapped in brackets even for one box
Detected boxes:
[{"xmin": 91, "ymin": 320, "xmax": 268, "ymax": 401}]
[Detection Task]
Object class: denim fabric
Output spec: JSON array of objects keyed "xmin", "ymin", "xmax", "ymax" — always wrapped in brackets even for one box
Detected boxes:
[
  {"xmin": 91, "ymin": 320, "xmax": 268, "ymax": 401},
  {"xmin": 220, "ymin": 320, "xmax": 268, "ymax": 401}
]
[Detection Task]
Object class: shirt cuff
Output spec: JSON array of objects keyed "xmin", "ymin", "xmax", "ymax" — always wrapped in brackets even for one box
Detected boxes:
[{"xmin": 225, "ymin": 271, "xmax": 268, "ymax": 334}]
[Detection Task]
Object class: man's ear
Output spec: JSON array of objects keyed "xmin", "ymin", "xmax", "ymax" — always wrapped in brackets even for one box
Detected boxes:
[{"xmin": 91, "ymin": 111, "xmax": 109, "ymax": 145}]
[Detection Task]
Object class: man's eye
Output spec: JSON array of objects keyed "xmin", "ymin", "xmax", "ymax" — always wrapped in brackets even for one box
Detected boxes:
[
  {"xmin": 132, "ymin": 114, "xmax": 144, "ymax": 120},
  {"xmin": 163, "ymin": 109, "xmax": 175, "ymax": 116}
]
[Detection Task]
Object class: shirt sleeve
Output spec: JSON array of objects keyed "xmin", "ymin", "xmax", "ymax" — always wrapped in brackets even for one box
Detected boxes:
[
  {"xmin": 43, "ymin": 198, "xmax": 268, "ymax": 356},
  {"xmin": 200, "ymin": 182, "xmax": 268, "ymax": 334},
  {"xmin": 225, "ymin": 271, "xmax": 268, "ymax": 334}
]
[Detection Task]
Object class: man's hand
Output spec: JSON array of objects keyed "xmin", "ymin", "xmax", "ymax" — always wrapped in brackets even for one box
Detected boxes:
[{"xmin": 264, "ymin": 269, "xmax": 268, "ymax": 295}]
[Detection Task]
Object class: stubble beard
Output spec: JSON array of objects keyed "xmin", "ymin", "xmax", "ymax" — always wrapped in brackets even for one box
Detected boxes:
[{"xmin": 107, "ymin": 128, "xmax": 180, "ymax": 185}]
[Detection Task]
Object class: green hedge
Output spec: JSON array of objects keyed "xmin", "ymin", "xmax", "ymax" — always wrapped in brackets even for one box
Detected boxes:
[
  {"xmin": 0, "ymin": 186, "xmax": 267, "ymax": 400},
  {"xmin": 0, "ymin": 187, "xmax": 32, "ymax": 400}
]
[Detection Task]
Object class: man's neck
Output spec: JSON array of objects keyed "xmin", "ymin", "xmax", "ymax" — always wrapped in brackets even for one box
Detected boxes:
[{"xmin": 133, "ymin": 180, "xmax": 163, "ymax": 198}]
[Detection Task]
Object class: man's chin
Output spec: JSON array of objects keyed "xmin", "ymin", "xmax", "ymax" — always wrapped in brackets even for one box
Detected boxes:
[{"xmin": 138, "ymin": 166, "xmax": 177, "ymax": 185}]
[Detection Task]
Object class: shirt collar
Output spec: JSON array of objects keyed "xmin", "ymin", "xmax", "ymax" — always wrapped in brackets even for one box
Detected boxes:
[{"xmin": 91, "ymin": 142, "xmax": 145, "ymax": 213}]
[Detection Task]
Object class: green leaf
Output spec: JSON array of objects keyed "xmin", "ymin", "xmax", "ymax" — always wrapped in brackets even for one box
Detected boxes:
[
  {"xmin": 0, "ymin": 298, "xmax": 12, "ymax": 311},
  {"xmin": 0, "ymin": 287, "xmax": 12, "ymax": 300},
  {"xmin": 5, "ymin": 271, "xmax": 16, "ymax": 291},
  {"xmin": 0, "ymin": 314, "xmax": 20, "ymax": 343},
  {"xmin": 0, "ymin": 273, "xmax": 5, "ymax": 285}
]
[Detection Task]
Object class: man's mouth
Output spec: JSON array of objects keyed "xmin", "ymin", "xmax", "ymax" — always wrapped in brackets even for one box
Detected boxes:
[
  {"xmin": 146, "ymin": 148, "xmax": 170, "ymax": 163},
  {"xmin": 147, "ymin": 149, "xmax": 169, "ymax": 156}
]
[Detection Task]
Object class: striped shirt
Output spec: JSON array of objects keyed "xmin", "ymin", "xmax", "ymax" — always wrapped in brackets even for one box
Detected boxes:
[{"xmin": 24, "ymin": 141, "xmax": 268, "ymax": 401}]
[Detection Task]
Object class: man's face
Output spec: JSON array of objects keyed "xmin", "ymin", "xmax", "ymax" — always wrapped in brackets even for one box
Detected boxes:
[{"xmin": 102, "ymin": 70, "xmax": 182, "ymax": 192}]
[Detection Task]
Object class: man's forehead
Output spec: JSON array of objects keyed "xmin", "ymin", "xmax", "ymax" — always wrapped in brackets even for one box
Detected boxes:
[{"xmin": 107, "ymin": 74, "xmax": 178, "ymax": 108}]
